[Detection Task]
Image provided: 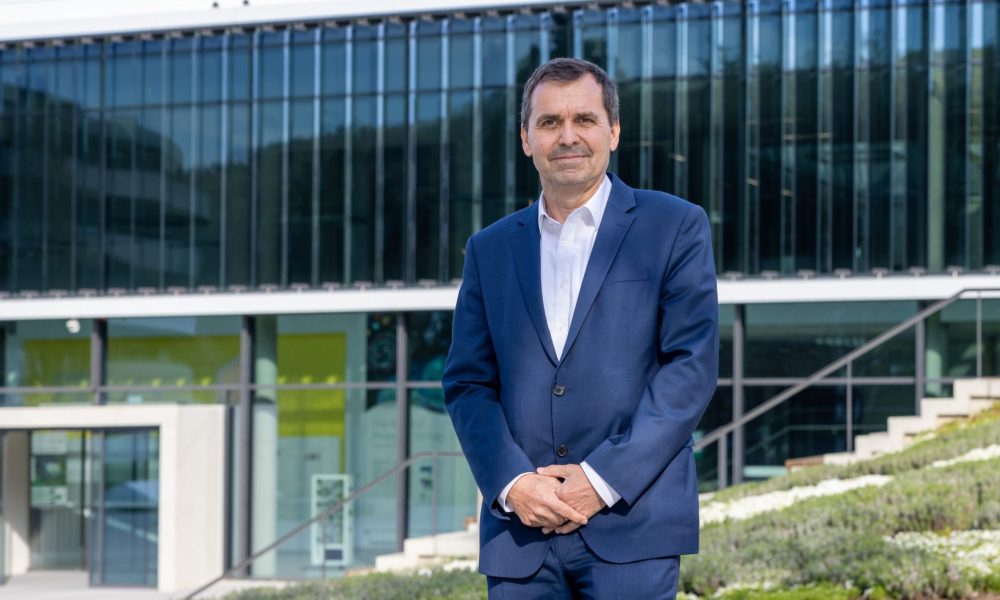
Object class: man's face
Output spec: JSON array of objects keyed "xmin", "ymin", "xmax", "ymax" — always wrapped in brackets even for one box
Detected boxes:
[{"xmin": 520, "ymin": 74, "xmax": 620, "ymax": 194}]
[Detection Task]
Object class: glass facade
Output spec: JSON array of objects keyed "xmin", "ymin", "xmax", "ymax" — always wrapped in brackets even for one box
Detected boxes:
[
  {"xmin": 3, "ymin": 0, "xmax": 1000, "ymax": 582},
  {"xmin": 2, "ymin": 0, "xmax": 1000, "ymax": 294}
]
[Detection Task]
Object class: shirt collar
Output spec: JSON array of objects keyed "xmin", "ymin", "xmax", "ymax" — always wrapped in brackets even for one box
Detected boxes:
[{"xmin": 537, "ymin": 174, "xmax": 612, "ymax": 233}]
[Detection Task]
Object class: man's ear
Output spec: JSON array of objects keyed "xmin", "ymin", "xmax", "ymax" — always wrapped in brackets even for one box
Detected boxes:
[
  {"xmin": 520, "ymin": 126, "xmax": 532, "ymax": 157},
  {"xmin": 609, "ymin": 121, "xmax": 621, "ymax": 152}
]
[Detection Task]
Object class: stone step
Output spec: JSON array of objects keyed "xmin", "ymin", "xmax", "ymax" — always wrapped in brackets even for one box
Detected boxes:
[
  {"xmin": 853, "ymin": 431, "xmax": 892, "ymax": 459},
  {"xmin": 402, "ymin": 528, "xmax": 478, "ymax": 559}
]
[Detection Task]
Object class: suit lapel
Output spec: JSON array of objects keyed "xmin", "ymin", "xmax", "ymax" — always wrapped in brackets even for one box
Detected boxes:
[
  {"xmin": 561, "ymin": 175, "xmax": 637, "ymax": 361},
  {"xmin": 510, "ymin": 204, "xmax": 559, "ymax": 366}
]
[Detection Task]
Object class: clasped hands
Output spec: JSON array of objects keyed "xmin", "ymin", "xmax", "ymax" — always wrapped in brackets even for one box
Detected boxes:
[{"xmin": 506, "ymin": 464, "xmax": 606, "ymax": 535}]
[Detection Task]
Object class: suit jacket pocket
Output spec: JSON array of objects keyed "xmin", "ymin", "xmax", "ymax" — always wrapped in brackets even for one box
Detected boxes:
[{"xmin": 603, "ymin": 268, "xmax": 648, "ymax": 286}]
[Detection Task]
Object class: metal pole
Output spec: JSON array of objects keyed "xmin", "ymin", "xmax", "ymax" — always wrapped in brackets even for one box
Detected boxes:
[
  {"xmin": 236, "ymin": 316, "xmax": 254, "ymax": 576},
  {"xmin": 976, "ymin": 293, "xmax": 983, "ymax": 377},
  {"xmin": 846, "ymin": 362, "xmax": 854, "ymax": 452},
  {"xmin": 915, "ymin": 302, "xmax": 925, "ymax": 415},
  {"xmin": 91, "ymin": 319, "xmax": 107, "ymax": 405},
  {"xmin": 395, "ymin": 314, "xmax": 409, "ymax": 551},
  {"xmin": 92, "ymin": 431, "xmax": 105, "ymax": 585},
  {"xmin": 732, "ymin": 305, "xmax": 745, "ymax": 484}
]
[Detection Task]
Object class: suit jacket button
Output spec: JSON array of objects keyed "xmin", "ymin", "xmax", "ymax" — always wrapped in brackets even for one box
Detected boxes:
[
  {"xmin": 556, "ymin": 444, "xmax": 568, "ymax": 457},
  {"xmin": 553, "ymin": 384, "xmax": 566, "ymax": 396}
]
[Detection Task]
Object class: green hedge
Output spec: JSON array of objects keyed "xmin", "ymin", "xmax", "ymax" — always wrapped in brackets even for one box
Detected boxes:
[
  {"xmin": 222, "ymin": 568, "xmax": 487, "ymax": 600},
  {"xmin": 686, "ymin": 458, "xmax": 1000, "ymax": 598}
]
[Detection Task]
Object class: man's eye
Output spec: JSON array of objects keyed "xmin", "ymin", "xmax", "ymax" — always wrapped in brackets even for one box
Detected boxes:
[
  {"xmin": 540, "ymin": 120, "xmax": 556, "ymax": 127},
  {"xmin": 577, "ymin": 116, "xmax": 596, "ymax": 125}
]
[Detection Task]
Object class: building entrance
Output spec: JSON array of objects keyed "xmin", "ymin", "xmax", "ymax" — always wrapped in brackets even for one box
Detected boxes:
[{"xmin": 19, "ymin": 428, "xmax": 159, "ymax": 587}]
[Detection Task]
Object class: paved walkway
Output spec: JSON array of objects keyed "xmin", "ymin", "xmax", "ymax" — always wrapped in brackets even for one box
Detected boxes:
[{"xmin": 0, "ymin": 571, "xmax": 291, "ymax": 599}]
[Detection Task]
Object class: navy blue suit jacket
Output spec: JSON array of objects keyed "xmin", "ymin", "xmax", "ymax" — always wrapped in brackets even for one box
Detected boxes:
[{"xmin": 442, "ymin": 173, "xmax": 719, "ymax": 578}]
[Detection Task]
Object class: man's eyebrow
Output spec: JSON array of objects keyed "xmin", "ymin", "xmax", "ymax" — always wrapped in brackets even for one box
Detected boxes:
[
  {"xmin": 533, "ymin": 112, "xmax": 562, "ymax": 124},
  {"xmin": 534, "ymin": 111, "xmax": 601, "ymax": 124}
]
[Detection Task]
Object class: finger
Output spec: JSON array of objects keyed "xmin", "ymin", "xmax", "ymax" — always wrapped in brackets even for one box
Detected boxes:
[
  {"xmin": 556, "ymin": 521, "xmax": 583, "ymax": 535},
  {"xmin": 537, "ymin": 465, "xmax": 572, "ymax": 479},
  {"xmin": 542, "ymin": 527, "xmax": 554, "ymax": 534},
  {"xmin": 548, "ymin": 498, "xmax": 588, "ymax": 525}
]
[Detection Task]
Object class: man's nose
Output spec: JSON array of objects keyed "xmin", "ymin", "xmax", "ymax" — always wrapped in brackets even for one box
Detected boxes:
[{"xmin": 558, "ymin": 121, "xmax": 580, "ymax": 145}]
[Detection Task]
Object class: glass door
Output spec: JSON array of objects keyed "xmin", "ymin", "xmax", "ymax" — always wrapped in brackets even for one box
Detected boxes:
[
  {"xmin": 1, "ymin": 431, "xmax": 5, "ymax": 585},
  {"xmin": 89, "ymin": 429, "xmax": 159, "ymax": 587},
  {"xmin": 28, "ymin": 430, "xmax": 89, "ymax": 570}
]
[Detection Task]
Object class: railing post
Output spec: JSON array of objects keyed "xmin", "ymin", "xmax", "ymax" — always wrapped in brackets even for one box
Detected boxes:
[
  {"xmin": 915, "ymin": 302, "xmax": 926, "ymax": 415},
  {"xmin": 717, "ymin": 434, "xmax": 728, "ymax": 490},
  {"xmin": 976, "ymin": 293, "xmax": 983, "ymax": 377},
  {"xmin": 846, "ymin": 361, "xmax": 854, "ymax": 452},
  {"xmin": 732, "ymin": 304, "xmax": 745, "ymax": 484}
]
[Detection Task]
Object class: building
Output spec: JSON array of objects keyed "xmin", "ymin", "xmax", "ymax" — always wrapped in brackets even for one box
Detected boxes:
[{"xmin": 1, "ymin": 0, "xmax": 999, "ymax": 591}]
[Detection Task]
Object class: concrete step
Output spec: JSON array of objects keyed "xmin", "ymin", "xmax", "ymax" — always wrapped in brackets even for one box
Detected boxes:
[
  {"xmin": 853, "ymin": 432, "xmax": 892, "ymax": 459},
  {"xmin": 402, "ymin": 528, "xmax": 478, "ymax": 559}
]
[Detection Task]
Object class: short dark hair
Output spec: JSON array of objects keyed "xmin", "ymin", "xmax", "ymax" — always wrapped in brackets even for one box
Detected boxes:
[{"xmin": 520, "ymin": 58, "xmax": 620, "ymax": 128}]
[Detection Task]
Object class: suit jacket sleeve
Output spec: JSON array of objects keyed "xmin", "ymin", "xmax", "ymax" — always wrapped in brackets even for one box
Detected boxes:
[
  {"xmin": 443, "ymin": 236, "xmax": 536, "ymax": 519},
  {"xmin": 583, "ymin": 204, "xmax": 719, "ymax": 507}
]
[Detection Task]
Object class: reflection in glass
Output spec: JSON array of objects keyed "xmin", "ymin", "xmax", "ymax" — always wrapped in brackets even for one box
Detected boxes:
[
  {"xmin": 1, "ymin": 320, "xmax": 92, "ymax": 406},
  {"xmin": 106, "ymin": 317, "xmax": 240, "ymax": 404}
]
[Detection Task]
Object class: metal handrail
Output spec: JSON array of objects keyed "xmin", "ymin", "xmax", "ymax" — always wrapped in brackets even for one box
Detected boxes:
[
  {"xmin": 182, "ymin": 449, "xmax": 465, "ymax": 600},
  {"xmin": 695, "ymin": 287, "xmax": 998, "ymax": 454}
]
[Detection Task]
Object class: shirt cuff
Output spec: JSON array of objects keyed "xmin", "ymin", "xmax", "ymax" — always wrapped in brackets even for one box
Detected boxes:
[
  {"xmin": 497, "ymin": 472, "xmax": 534, "ymax": 513},
  {"xmin": 581, "ymin": 461, "xmax": 622, "ymax": 508}
]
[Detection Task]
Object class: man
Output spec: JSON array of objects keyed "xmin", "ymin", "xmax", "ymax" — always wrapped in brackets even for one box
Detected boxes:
[{"xmin": 442, "ymin": 58, "xmax": 718, "ymax": 599}]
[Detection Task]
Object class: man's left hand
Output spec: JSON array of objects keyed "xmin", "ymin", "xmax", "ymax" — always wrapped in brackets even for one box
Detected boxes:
[{"xmin": 536, "ymin": 464, "xmax": 606, "ymax": 534}]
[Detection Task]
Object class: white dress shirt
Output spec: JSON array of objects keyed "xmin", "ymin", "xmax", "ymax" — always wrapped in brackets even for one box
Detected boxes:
[{"xmin": 497, "ymin": 176, "xmax": 622, "ymax": 513}]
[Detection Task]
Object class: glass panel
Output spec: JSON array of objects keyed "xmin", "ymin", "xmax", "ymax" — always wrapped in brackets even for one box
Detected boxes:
[
  {"xmin": 925, "ymin": 299, "xmax": 978, "ymax": 387},
  {"xmin": 164, "ymin": 105, "xmax": 194, "ymax": 288},
  {"xmin": 226, "ymin": 102, "xmax": 253, "ymax": 286},
  {"xmin": 291, "ymin": 40, "xmax": 315, "ymax": 98},
  {"xmin": 194, "ymin": 104, "xmax": 223, "ymax": 288},
  {"xmin": 852, "ymin": 384, "xmax": 914, "ymax": 435},
  {"xmin": 92, "ymin": 429, "xmax": 159, "ymax": 587},
  {"xmin": 718, "ymin": 305, "xmax": 734, "ymax": 378},
  {"xmin": 0, "ymin": 320, "xmax": 92, "ymax": 406},
  {"xmin": 319, "ymin": 98, "xmax": 346, "ymax": 284},
  {"xmin": 106, "ymin": 111, "xmax": 137, "ymax": 290},
  {"xmin": 406, "ymin": 311, "xmax": 450, "ymax": 382},
  {"xmin": 694, "ymin": 386, "xmax": 732, "ymax": 492},
  {"xmin": 251, "ymin": 386, "xmax": 398, "ymax": 576},
  {"xmin": 30, "ymin": 430, "xmax": 88, "ymax": 569},
  {"xmin": 407, "ymin": 389, "xmax": 476, "ymax": 538},
  {"xmin": 383, "ymin": 94, "xmax": 406, "ymax": 281},
  {"xmin": 256, "ymin": 100, "xmax": 283, "ymax": 286},
  {"xmin": 743, "ymin": 387, "xmax": 847, "ymax": 479},
  {"xmin": 320, "ymin": 30, "xmax": 347, "ymax": 96},
  {"xmin": 106, "ymin": 316, "xmax": 240, "ymax": 404},
  {"xmin": 415, "ymin": 92, "xmax": 441, "ymax": 281},
  {"xmin": 350, "ymin": 96, "xmax": 376, "ymax": 283},
  {"xmin": 448, "ymin": 91, "xmax": 474, "ymax": 279},
  {"xmin": 288, "ymin": 99, "xmax": 315, "ymax": 285},
  {"xmin": 745, "ymin": 301, "xmax": 918, "ymax": 378},
  {"xmin": 135, "ymin": 107, "xmax": 164, "ymax": 290}
]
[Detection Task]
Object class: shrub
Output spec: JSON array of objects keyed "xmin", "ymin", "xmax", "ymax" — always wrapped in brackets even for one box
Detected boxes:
[{"xmin": 222, "ymin": 568, "xmax": 487, "ymax": 600}]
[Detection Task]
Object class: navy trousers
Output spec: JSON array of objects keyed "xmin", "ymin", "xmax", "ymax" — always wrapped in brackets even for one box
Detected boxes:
[{"xmin": 486, "ymin": 531, "xmax": 680, "ymax": 599}]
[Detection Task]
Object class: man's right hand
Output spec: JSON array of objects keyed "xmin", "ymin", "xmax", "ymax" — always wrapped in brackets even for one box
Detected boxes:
[{"xmin": 506, "ymin": 473, "xmax": 589, "ymax": 530}]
